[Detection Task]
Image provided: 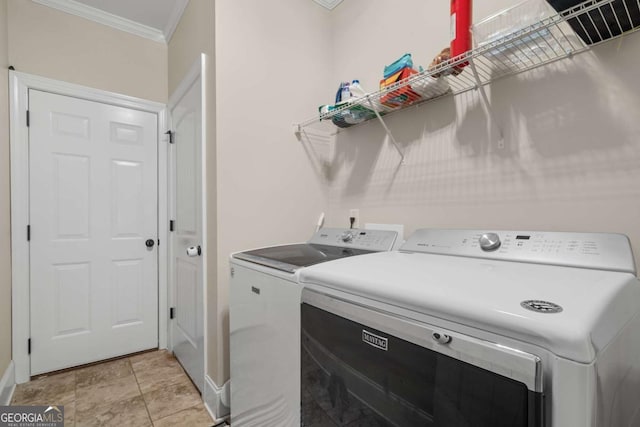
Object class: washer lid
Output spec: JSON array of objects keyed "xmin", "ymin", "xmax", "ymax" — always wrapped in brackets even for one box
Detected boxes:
[
  {"xmin": 232, "ymin": 228, "xmax": 398, "ymax": 273},
  {"xmin": 299, "ymin": 251, "xmax": 640, "ymax": 363},
  {"xmin": 233, "ymin": 243, "xmax": 373, "ymax": 273}
]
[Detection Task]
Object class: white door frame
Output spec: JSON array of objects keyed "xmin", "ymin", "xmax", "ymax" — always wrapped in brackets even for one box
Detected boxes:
[
  {"xmin": 9, "ymin": 71, "xmax": 169, "ymax": 384},
  {"xmin": 167, "ymin": 53, "xmax": 209, "ymax": 386}
]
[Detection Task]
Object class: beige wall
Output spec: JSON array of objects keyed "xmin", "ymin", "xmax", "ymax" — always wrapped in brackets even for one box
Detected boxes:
[
  {"xmin": 167, "ymin": 0, "xmax": 220, "ymax": 383},
  {"xmin": 320, "ymin": 0, "xmax": 640, "ymax": 271},
  {"xmin": 0, "ymin": 0, "xmax": 11, "ymax": 377},
  {"xmin": 214, "ymin": 0, "xmax": 332, "ymax": 384},
  {"xmin": 7, "ymin": 0, "xmax": 167, "ymax": 103}
]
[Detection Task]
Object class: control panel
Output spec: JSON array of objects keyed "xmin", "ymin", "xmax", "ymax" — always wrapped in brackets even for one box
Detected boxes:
[
  {"xmin": 308, "ymin": 228, "xmax": 398, "ymax": 252},
  {"xmin": 401, "ymin": 229, "xmax": 636, "ymax": 274}
]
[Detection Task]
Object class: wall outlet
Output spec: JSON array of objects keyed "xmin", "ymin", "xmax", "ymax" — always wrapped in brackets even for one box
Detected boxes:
[{"xmin": 349, "ymin": 209, "xmax": 360, "ymax": 229}]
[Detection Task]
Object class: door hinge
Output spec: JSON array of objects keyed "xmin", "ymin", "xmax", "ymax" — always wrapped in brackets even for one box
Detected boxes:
[
  {"xmin": 165, "ymin": 130, "xmax": 174, "ymax": 144},
  {"xmin": 169, "ymin": 220, "xmax": 175, "ymax": 232},
  {"xmin": 157, "ymin": 239, "xmax": 160, "ymax": 247},
  {"xmin": 26, "ymin": 110, "xmax": 30, "ymax": 127},
  {"xmin": 28, "ymin": 338, "xmax": 31, "ymax": 354},
  {"xmin": 27, "ymin": 225, "xmax": 30, "ymax": 241},
  {"xmin": 169, "ymin": 307, "xmax": 175, "ymax": 319}
]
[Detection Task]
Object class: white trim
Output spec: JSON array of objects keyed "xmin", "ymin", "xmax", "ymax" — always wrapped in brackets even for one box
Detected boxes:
[
  {"xmin": 9, "ymin": 71, "xmax": 169, "ymax": 384},
  {"xmin": 9, "ymin": 72, "xmax": 30, "ymax": 385},
  {"xmin": 158, "ymin": 107, "xmax": 170, "ymax": 351},
  {"xmin": 200, "ymin": 53, "xmax": 210, "ymax": 399},
  {"xmin": 31, "ymin": 0, "xmax": 166, "ymax": 43},
  {"xmin": 164, "ymin": 0, "xmax": 190, "ymax": 43},
  {"xmin": 204, "ymin": 375, "xmax": 230, "ymax": 421},
  {"xmin": 0, "ymin": 361, "xmax": 16, "ymax": 406}
]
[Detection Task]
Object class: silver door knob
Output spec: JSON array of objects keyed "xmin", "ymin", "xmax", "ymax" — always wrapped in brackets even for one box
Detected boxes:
[{"xmin": 186, "ymin": 246, "xmax": 202, "ymax": 257}]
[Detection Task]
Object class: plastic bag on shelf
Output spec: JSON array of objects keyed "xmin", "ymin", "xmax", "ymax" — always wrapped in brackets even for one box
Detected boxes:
[
  {"xmin": 410, "ymin": 75, "xmax": 451, "ymax": 100},
  {"xmin": 428, "ymin": 47, "xmax": 463, "ymax": 77},
  {"xmin": 331, "ymin": 102, "xmax": 378, "ymax": 128},
  {"xmin": 383, "ymin": 53, "xmax": 414, "ymax": 79}
]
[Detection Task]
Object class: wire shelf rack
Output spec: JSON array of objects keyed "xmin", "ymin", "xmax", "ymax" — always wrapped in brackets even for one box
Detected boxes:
[{"xmin": 295, "ymin": 0, "xmax": 640, "ymax": 161}]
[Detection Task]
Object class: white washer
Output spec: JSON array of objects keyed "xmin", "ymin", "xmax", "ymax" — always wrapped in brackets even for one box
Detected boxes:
[
  {"xmin": 229, "ymin": 228, "xmax": 398, "ymax": 426},
  {"xmin": 298, "ymin": 229, "xmax": 640, "ymax": 427}
]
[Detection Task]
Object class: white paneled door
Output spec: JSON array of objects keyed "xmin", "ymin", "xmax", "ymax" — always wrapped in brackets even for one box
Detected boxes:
[
  {"xmin": 29, "ymin": 89, "xmax": 159, "ymax": 375},
  {"xmin": 170, "ymin": 64, "xmax": 205, "ymax": 393}
]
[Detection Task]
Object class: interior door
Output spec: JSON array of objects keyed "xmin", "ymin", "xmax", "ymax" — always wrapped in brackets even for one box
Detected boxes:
[
  {"xmin": 29, "ymin": 89, "xmax": 159, "ymax": 375},
  {"xmin": 169, "ymin": 60, "xmax": 205, "ymax": 392}
]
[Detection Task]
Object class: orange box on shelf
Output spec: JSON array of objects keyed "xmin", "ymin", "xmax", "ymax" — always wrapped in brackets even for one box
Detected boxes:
[
  {"xmin": 380, "ymin": 69, "xmax": 404, "ymax": 89},
  {"xmin": 379, "ymin": 67, "xmax": 422, "ymax": 108}
]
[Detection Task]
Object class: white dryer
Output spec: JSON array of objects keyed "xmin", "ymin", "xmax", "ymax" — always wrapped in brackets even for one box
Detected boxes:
[
  {"xmin": 229, "ymin": 228, "xmax": 398, "ymax": 426},
  {"xmin": 298, "ymin": 229, "xmax": 640, "ymax": 427}
]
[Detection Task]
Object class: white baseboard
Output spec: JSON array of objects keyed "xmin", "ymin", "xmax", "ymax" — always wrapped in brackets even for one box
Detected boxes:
[
  {"xmin": 0, "ymin": 361, "xmax": 16, "ymax": 406},
  {"xmin": 203, "ymin": 375, "xmax": 230, "ymax": 422}
]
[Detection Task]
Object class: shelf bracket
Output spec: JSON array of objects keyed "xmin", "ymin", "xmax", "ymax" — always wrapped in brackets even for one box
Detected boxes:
[
  {"xmin": 365, "ymin": 95, "xmax": 405, "ymax": 164},
  {"xmin": 468, "ymin": 57, "xmax": 505, "ymax": 149}
]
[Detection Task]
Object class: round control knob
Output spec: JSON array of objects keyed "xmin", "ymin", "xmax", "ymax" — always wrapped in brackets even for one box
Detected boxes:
[
  {"xmin": 341, "ymin": 231, "xmax": 354, "ymax": 243},
  {"xmin": 479, "ymin": 233, "xmax": 501, "ymax": 251}
]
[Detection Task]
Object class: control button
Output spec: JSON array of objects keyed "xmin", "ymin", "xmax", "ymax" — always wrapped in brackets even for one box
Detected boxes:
[
  {"xmin": 341, "ymin": 231, "xmax": 355, "ymax": 243},
  {"xmin": 479, "ymin": 233, "xmax": 501, "ymax": 252}
]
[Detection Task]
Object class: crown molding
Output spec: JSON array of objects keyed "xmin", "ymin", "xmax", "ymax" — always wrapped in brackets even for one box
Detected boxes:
[
  {"xmin": 313, "ymin": 0, "xmax": 344, "ymax": 10},
  {"xmin": 164, "ymin": 0, "xmax": 190, "ymax": 43},
  {"xmin": 32, "ymin": 0, "xmax": 167, "ymax": 43}
]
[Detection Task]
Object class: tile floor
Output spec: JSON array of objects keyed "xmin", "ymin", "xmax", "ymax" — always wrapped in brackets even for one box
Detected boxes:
[{"xmin": 10, "ymin": 350, "xmax": 216, "ymax": 427}]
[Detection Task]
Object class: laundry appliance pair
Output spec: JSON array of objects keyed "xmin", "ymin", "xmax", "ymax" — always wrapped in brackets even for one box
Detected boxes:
[{"xmin": 231, "ymin": 228, "xmax": 640, "ymax": 427}]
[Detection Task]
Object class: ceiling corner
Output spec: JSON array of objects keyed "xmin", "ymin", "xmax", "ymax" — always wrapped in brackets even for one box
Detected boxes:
[
  {"xmin": 163, "ymin": 0, "xmax": 190, "ymax": 43},
  {"xmin": 313, "ymin": 0, "xmax": 344, "ymax": 11}
]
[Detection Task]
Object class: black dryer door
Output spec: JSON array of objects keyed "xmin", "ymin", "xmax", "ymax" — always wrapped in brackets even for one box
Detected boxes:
[{"xmin": 300, "ymin": 293, "xmax": 544, "ymax": 427}]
